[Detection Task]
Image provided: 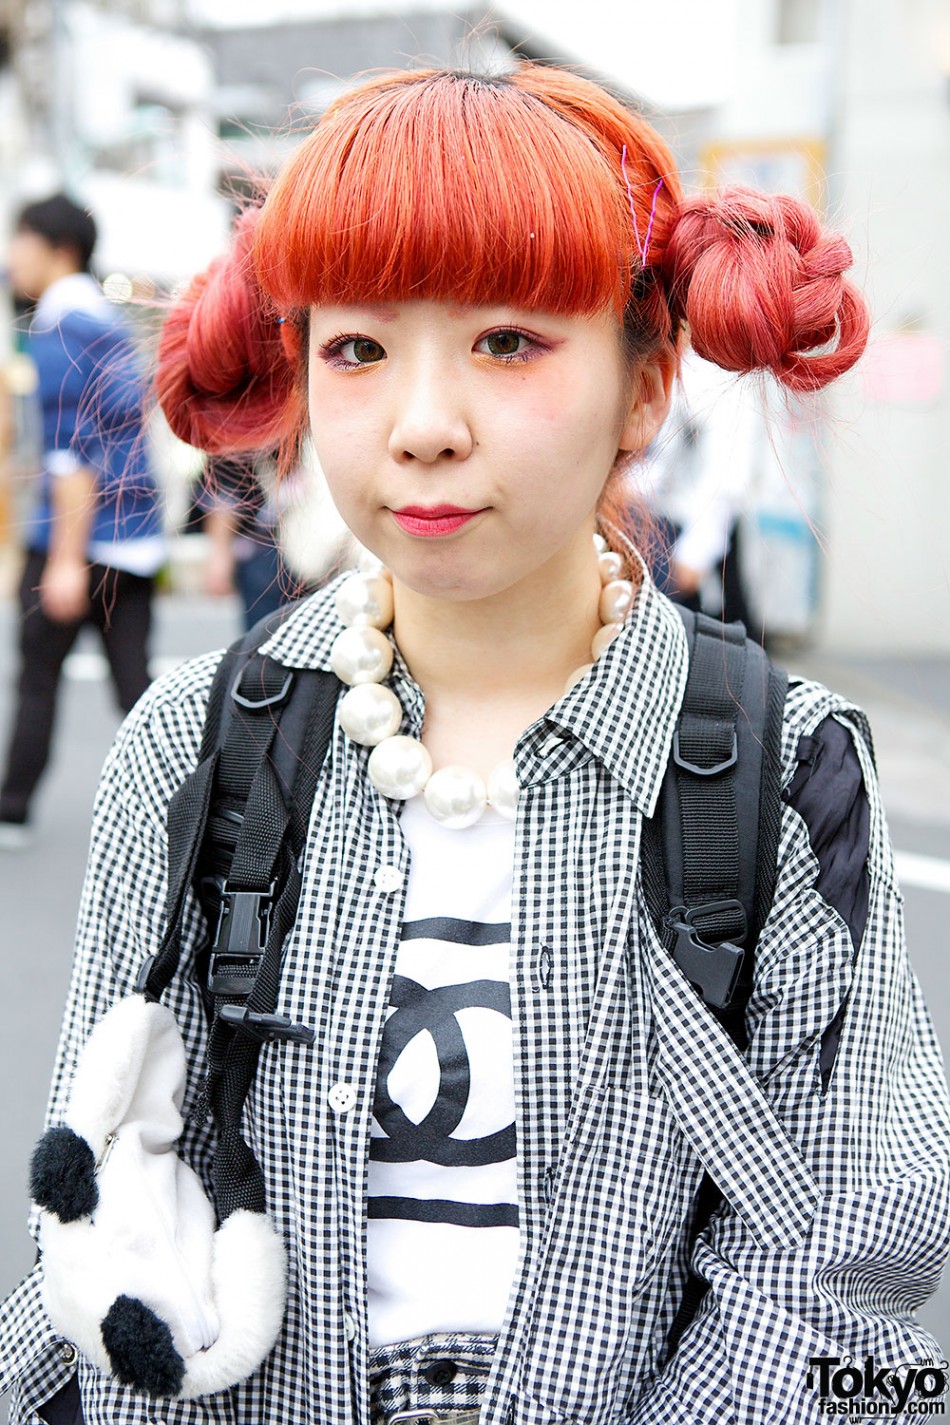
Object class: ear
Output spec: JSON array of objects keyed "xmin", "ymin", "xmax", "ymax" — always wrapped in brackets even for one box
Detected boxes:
[{"xmin": 617, "ymin": 345, "xmax": 678, "ymax": 455}]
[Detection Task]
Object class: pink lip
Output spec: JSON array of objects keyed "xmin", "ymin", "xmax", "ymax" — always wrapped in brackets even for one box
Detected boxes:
[{"xmin": 391, "ymin": 505, "xmax": 486, "ymax": 538}]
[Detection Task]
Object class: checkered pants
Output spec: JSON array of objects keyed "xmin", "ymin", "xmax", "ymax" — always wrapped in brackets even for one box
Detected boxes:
[{"xmin": 368, "ymin": 1333, "xmax": 497, "ymax": 1423}]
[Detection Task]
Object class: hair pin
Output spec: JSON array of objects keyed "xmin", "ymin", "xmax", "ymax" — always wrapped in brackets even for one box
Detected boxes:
[{"xmin": 621, "ymin": 146, "xmax": 665, "ymax": 267}]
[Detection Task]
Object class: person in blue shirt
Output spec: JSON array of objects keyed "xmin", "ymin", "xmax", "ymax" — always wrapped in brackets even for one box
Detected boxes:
[{"xmin": 0, "ymin": 193, "xmax": 164, "ymax": 845}]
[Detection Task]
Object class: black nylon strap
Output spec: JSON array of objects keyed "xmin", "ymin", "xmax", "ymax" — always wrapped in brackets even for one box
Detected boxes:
[
  {"xmin": 201, "ymin": 656, "xmax": 339, "ymax": 1220},
  {"xmin": 140, "ymin": 755, "xmax": 220, "ymax": 1003},
  {"xmin": 140, "ymin": 635, "xmax": 246, "ymax": 1004},
  {"xmin": 141, "ymin": 603, "xmax": 341, "ymax": 1221},
  {"xmin": 645, "ymin": 606, "xmax": 788, "ymax": 1361},
  {"xmin": 146, "ymin": 623, "xmax": 292, "ymax": 1004},
  {"xmin": 672, "ymin": 614, "xmax": 746, "ymax": 940}
]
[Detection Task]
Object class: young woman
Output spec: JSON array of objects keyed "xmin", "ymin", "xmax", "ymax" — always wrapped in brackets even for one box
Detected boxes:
[{"xmin": 3, "ymin": 63, "xmax": 948, "ymax": 1425}]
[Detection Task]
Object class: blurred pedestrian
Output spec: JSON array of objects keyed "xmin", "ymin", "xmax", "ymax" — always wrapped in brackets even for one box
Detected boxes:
[
  {"xmin": 0, "ymin": 194, "xmax": 164, "ymax": 847},
  {"xmin": 193, "ymin": 447, "xmax": 356, "ymax": 631},
  {"xmin": 195, "ymin": 450, "xmax": 309, "ymax": 630},
  {"xmin": 637, "ymin": 346, "xmax": 756, "ymax": 628}
]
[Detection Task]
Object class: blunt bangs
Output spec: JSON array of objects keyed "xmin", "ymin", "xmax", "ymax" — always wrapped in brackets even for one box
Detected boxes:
[{"xmin": 253, "ymin": 70, "xmax": 638, "ymax": 317}]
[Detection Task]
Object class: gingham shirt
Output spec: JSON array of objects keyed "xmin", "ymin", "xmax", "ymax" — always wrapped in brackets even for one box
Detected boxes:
[{"xmin": 3, "ymin": 573, "xmax": 949, "ymax": 1425}]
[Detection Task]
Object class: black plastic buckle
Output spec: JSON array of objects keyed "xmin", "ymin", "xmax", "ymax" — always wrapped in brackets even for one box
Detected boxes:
[
  {"xmin": 672, "ymin": 730, "xmax": 738, "ymax": 778},
  {"xmin": 135, "ymin": 955, "xmax": 157, "ymax": 997},
  {"xmin": 207, "ymin": 883, "xmax": 275, "ymax": 996},
  {"xmin": 669, "ymin": 900, "xmax": 746, "ymax": 1009},
  {"xmin": 217, "ymin": 1003, "xmax": 315, "ymax": 1045}
]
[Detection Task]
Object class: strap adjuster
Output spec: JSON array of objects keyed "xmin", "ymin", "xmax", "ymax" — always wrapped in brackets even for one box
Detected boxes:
[
  {"xmin": 134, "ymin": 955, "xmax": 158, "ymax": 997},
  {"xmin": 669, "ymin": 900, "xmax": 747, "ymax": 1009},
  {"xmin": 230, "ymin": 668, "xmax": 294, "ymax": 711},
  {"xmin": 672, "ymin": 729, "xmax": 738, "ymax": 778}
]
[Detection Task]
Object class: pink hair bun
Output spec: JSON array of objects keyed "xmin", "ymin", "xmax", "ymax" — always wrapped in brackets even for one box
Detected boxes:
[
  {"xmin": 662, "ymin": 187, "xmax": 869, "ymax": 392},
  {"xmin": 156, "ymin": 207, "xmax": 304, "ymax": 454}
]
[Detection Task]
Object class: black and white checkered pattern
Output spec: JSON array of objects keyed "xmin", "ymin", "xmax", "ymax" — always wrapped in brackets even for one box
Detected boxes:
[
  {"xmin": 2, "ymin": 571, "xmax": 948, "ymax": 1425},
  {"xmin": 368, "ymin": 1331, "xmax": 496, "ymax": 1422}
]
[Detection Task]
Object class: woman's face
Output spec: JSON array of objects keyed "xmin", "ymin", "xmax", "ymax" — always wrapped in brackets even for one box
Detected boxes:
[{"xmin": 307, "ymin": 299, "xmax": 669, "ymax": 605}]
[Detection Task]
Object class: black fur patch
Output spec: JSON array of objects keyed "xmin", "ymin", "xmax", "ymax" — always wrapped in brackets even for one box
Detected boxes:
[
  {"xmin": 101, "ymin": 1295, "xmax": 186, "ymax": 1397},
  {"xmin": 29, "ymin": 1126, "xmax": 98, "ymax": 1221}
]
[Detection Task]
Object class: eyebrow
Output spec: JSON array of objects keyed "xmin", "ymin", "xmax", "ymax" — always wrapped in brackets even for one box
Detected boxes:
[{"xmin": 356, "ymin": 304, "xmax": 400, "ymax": 323}]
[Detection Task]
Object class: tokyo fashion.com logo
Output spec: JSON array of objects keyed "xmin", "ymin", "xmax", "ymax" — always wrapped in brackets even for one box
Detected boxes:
[{"xmin": 807, "ymin": 1356, "xmax": 948, "ymax": 1416}]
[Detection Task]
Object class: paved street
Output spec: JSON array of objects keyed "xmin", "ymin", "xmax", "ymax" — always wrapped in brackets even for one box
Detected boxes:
[{"xmin": 0, "ymin": 593, "xmax": 948, "ymax": 1410}]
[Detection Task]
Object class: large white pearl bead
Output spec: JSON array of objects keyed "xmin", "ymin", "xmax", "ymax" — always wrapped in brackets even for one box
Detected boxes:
[
  {"xmin": 591, "ymin": 622, "xmax": 625, "ymax": 659},
  {"xmin": 338, "ymin": 683, "xmax": 403, "ymax": 746},
  {"xmin": 597, "ymin": 550, "xmax": 624, "ymax": 584},
  {"xmin": 330, "ymin": 626, "xmax": 394, "ymax": 686},
  {"xmin": 335, "ymin": 573, "xmax": 395, "ymax": 630},
  {"xmin": 592, "ymin": 531, "xmax": 607, "ymax": 553},
  {"xmin": 599, "ymin": 578, "xmax": 635, "ymax": 626},
  {"xmin": 367, "ymin": 735, "xmax": 432, "ymax": 799},
  {"xmin": 424, "ymin": 765, "xmax": 488, "ymax": 829},
  {"xmin": 486, "ymin": 760, "xmax": 520, "ymax": 820}
]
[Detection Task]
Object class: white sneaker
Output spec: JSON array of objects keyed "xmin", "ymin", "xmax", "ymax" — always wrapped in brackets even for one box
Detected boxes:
[{"xmin": 0, "ymin": 820, "xmax": 34, "ymax": 850}]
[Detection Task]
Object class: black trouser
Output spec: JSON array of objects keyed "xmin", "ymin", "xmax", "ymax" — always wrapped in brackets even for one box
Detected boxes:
[{"xmin": 0, "ymin": 549, "xmax": 154, "ymax": 824}]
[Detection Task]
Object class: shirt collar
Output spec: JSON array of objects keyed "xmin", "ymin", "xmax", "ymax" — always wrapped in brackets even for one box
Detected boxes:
[
  {"xmin": 33, "ymin": 272, "xmax": 110, "ymax": 328},
  {"xmin": 525, "ymin": 567, "xmax": 688, "ymax": 816},
  {"xmin": 261, "ymin": 560, "xmax": 689, "ymax": 818}
]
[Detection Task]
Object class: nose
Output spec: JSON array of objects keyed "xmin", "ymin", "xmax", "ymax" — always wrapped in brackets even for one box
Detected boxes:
[{"xmin": 387, "ymin": 360, "xmax": 473, "ymax": 465}]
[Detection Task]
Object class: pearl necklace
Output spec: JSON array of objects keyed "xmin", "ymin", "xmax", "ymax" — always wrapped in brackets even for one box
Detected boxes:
[{"xmin": 328, "ymin": 533, "xmax": 636, "ymax": 830}]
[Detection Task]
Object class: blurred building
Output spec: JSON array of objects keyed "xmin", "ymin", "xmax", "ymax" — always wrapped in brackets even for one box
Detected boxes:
[
  {"xmin": 0, "ymin": 0, "xmax": 235, "ymax": 552},
  {"xmin": 201, "ymin": 8, "xmax": 603, "ymax": 199},
  {"xmin": 663, "ymin": 0, "xmax": 950, "ymax": 655},
  {"xmin": 0, "ymin": 0, "xmax": 231, "ymax": 296}
]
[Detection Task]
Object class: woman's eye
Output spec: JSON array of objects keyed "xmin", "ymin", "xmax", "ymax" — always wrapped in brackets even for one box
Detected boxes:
[
  {"xmin": 350, "ymin": 337, "xmax": 385, "ymax": 364},
  {"xmin": 477, "ymin": 329, "xmax": 537, "ymax": 361},
  {"xmin": 323, "ymin": 335, "xmax": 386, "ymax": 367}
]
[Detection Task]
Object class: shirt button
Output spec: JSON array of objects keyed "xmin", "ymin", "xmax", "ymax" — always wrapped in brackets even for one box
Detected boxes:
[
  {"xmin": 60, "ymin": 1341, "xmax": 78, "ymax": 1366},
  {"xmin": 374, "ymin": 864, "xmax": 403, "ymax": 892},
  {"xmin": 343, "ymin": 1311, "xmax": 357, "ymax": 1341},
  {"xmin": 424, "ymin": 1359, "xmax": 459, "ymax": 1385},
  {"xmin": 540, "ymin": 734, "xmax": 566, "ymax": 755},
  {"xmin": 328, "ymin": 1082, "xmax": 357, "ymax": 1113}
]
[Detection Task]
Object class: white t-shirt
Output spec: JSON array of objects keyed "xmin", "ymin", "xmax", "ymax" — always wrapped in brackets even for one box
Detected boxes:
[{"xmin": 366, "ymin": 796, "xmax": 520, "ymax": 1348}]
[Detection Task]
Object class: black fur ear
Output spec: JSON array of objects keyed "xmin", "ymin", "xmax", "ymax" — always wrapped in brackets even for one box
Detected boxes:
[
  {"xmin": 30, "ymin": 1126, "xmax": 98, "ymax": 1221},
  {"xmin": 101, "ymin": 1295, "xmax": 186, "ymax": 1397}
]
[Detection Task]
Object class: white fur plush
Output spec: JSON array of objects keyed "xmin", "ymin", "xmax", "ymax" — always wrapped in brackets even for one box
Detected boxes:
[{"xmin": 36, "ymin": 993, "xmax": 287, "ymax": 1398}]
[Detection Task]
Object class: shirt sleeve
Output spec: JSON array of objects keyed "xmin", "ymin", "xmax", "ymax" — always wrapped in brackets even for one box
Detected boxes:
[
  {"xmin": 36, "ymin": 312, "xmax": 146, "ymax": 489},
  {"xmin": 632, "ymin": 689, "xmax": 950, "ymax": 1424}
]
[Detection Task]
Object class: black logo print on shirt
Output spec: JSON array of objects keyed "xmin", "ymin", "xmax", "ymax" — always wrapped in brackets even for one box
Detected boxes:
[{"xmin": 371, "ymin": 974, "xmax": 516, "ymax": 1168}]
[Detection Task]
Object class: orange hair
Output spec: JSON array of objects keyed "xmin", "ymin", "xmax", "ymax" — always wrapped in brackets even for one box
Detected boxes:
[
  {"xmin": 156, "ymin": 62, "xmax": 868, "ymax": 461},
  {"xmin": 254, "ymin": 67, "xmax": 681, "ymax": 345}
]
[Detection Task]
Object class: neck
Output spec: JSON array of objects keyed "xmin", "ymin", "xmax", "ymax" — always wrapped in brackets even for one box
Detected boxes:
[
  {"xmin": 393, "ymin": 552, "xmax": 600, "ymax": 703},
  {"xmin": 389, "ymin": 532, "xmax": 605, "ymax": 773},
  {"xmin": 39, "ymin": 262, "xmax": 84, "ymax": 297}
]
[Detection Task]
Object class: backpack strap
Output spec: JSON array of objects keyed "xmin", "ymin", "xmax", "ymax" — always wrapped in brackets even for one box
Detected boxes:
[
  {"xmin": 140, "ymin": 607, "xmax": 341, "ymax": 1219},
  {"xmin": 642, "ymin": 608, "xmax": 787, "ymax": 1036},
  {"xmin": 641, "ymin": 605, "xmax": 788, "ymax": 1356}
]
